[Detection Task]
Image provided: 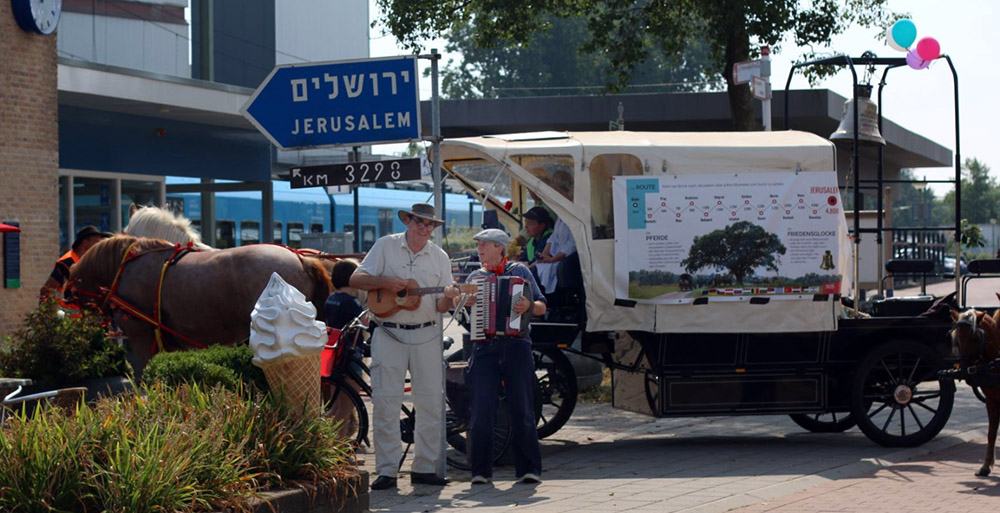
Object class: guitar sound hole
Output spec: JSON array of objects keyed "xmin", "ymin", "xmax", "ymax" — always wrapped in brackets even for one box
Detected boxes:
[{"xmin": 396, "ymin": 290, "xmax": 407, "ymax": 298}]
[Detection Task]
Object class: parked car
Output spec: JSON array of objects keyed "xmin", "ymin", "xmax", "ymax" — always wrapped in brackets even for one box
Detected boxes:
[{"xmin": 943, "ymin": 256, "xmax": 968, "ymax": 274}]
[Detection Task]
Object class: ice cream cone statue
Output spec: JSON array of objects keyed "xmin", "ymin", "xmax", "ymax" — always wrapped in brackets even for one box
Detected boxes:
[{"xmin": 250, "ymin": 272, "xmax": 327, "ymax": 417}]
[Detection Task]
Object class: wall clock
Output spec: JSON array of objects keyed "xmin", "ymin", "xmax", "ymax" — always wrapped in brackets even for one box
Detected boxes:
[{"xmin": 11, "ymin": 0, "xmax": 62, "ymax": 35}]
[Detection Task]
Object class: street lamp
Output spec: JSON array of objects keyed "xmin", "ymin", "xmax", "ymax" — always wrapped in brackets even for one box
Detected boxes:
[{"xmin": 991, "ymin": 218, "xmax": 997, "ymax": 256}]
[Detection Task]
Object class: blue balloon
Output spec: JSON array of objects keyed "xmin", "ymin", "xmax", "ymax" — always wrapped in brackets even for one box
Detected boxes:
[{"xmin": 891, "ymin": 19, "xmax": 917, "ymax": 50}]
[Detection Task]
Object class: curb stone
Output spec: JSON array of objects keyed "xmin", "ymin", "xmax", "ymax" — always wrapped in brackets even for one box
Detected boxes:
[{"xmin": 219, "ymin": 471, "xmax": 369, "ymax": 513}]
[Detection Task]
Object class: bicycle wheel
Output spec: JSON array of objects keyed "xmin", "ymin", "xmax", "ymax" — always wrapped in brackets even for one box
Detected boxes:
[
  {"xmin": 321, "ymin": 377, "xmax": 369, "ymax": 448},
  {"xmin": 534, "ymin": 347, "xmax": 577, "ymax": 438},
  {"xmin": 445, "ymin": 397, "xmax": 512, "ymax": 471}
]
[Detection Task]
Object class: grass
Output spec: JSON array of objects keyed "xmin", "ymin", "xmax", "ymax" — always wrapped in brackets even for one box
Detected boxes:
[
  {"xmin": 628, "ymin": 283, "xmax": 680, "ymax": 299},
  {"xmin": 578, "ymin": 368, "xmax": 612, "ymax": 404},
  {"xmin": 0, "ymin": 382, "xmax": 358, "ymax": 512}
]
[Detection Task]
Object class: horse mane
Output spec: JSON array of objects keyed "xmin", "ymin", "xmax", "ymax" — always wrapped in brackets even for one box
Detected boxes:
[
  {"xmin": 125, "ymin": 206, "xmax": 213, "ymax": 250},
  {"xmin": 70, "ymin": 235, "xmax": 174, "ymax": 288}
]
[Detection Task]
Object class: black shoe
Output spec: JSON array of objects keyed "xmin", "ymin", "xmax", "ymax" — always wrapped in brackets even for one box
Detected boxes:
[
  {"xmin": 410, "ymin": 472, "xmax": 449, "ymax": 486},
  {"xmin": 371, "ymin": 475, "xmax": 397, "ymax": 490}
]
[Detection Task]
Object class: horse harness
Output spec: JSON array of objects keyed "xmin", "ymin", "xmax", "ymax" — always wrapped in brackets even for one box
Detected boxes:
[
  {"xmin": 74, "ymin": 241, "xmax": 206, "ymax": 355},
  {"xmin": 72, "ymin": 241, "xmax": 320, "ymax": 356},
  {"xmin": 943, "ymin": 313, "xmax": 1000, "ymax": 387}
]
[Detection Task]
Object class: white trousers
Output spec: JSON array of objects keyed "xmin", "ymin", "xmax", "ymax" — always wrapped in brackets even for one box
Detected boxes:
[{"xmin": 369, "ymin": 329, "xmax": 445, "ymax": 478}]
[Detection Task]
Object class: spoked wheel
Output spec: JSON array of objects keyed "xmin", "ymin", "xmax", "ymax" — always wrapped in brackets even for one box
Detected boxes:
[
  {"xmin": 533, "ymin": 347, "xmax": 578, "ymax": 438},
  {"xmin": 321, "ymin": 378, "xmax": 369, "ymax": 448},
  {"xmin": 850, "ymin": 340, "xmax": 955, "ymax": 447},
  {"xmin": 643, "ymin": 370, "xmax": 662, "ymax": 416},
  {"xmin": 444, "ymin": 397, "xmax": 512, "ymax": 471},
  {"xmin": 789, "ymin": 412, "xmax": 856, "ymax": 433}
]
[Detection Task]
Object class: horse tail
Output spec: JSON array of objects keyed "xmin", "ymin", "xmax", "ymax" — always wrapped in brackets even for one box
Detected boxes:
[{"xmin": 302, "ymin": 256, "xmax": 333, "ymax": 318}]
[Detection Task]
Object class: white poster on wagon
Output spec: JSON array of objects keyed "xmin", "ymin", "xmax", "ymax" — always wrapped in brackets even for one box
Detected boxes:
[{"xmin": 612, "ymin": 172, "xmax": 848, "ymax": 304}]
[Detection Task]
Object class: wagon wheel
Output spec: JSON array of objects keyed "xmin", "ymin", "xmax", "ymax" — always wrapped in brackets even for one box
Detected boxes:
[
  {"xmin": 643, "ymin": 370, "xmax": 662, "ymax": 416},
  {"xmin": 789, "ymin": 412, "xmax": 856, "ymax": 433},
  {"xmin": 533, "ymin": 347, "xmax": 578, "ymax": 439},
  {"xmin": 850, "ymin": 340, "xmax": 955, "ymax": 447}
]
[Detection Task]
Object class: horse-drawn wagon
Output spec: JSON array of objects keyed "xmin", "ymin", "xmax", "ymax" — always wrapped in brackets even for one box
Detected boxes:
[{"xmin": 438, "ymin": 125, "xmax": 962, "ymax": 448}]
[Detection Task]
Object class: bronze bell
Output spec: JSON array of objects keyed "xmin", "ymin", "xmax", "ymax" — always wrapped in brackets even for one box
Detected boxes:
[{"xmin": 830, "ymin": 85, "xmax": 886, "ymax": 146}]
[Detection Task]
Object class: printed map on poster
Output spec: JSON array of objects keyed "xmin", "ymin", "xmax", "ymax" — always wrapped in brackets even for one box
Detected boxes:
[{"xmin": 613, "ymin": 172, "xmax": 845, "ymax": 304}]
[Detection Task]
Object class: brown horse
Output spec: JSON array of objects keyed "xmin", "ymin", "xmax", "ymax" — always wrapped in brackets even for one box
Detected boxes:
[
  {"xmin": 68, "ymin": 235, "xmax": 331, "ymax": 381},
  {"xmin": 949, "ymin": 306, "xmax": 1000, "ymax": 477}
]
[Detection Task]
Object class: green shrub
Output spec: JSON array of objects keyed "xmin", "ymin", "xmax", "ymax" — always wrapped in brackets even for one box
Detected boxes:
[
  {"xmin": 0, "ymin": 300, "xmax": 127, "ymax": 387},
  {"xmin": 0, "ymin": 382, "xmax": 357, "ymax": 512},
  {"xmin": 144, "ymin": 344, "xmax": 269, "ymax": 392}
]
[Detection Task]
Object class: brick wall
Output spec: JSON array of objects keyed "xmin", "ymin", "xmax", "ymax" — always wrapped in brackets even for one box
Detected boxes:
[{"xmin": 0, "ymin": 3, "xmax": 59, "ymax": 336}]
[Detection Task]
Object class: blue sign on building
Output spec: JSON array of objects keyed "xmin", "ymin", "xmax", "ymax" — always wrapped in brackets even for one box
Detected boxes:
[{"xmin": 242, "ymin": 56, "xmax": 421, "ymax": 150}]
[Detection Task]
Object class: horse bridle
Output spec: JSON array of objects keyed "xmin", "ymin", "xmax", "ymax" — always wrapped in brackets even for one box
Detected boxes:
[{"xmin": 951, "ymin": 311, "xmax": 988, "ymax": 363}]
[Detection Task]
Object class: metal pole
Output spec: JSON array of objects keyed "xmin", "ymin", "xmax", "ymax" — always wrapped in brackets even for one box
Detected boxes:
[
  {"xmin": 761, "ymin": 46, "xmax": 771, "ymax": 131},
  {"xmin": 430, "ymin": 48, "xmax": 443, "ymax": 245},
  {"xmin": 352, "ymin": 146, "xmax": 360, "ymax": 253}
]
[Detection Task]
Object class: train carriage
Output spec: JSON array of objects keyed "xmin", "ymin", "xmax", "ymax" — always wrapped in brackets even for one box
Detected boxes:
[{"xmin": 165, "ymin": 179, "xmax": 482, "ymax": 250}]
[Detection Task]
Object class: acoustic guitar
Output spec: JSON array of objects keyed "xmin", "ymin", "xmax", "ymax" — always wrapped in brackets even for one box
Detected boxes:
[{"xmin": 367, "ymin": 279, "xmax": 477, "ymax": 317}]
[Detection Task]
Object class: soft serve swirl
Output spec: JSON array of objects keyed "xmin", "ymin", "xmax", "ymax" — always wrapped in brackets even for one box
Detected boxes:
[{"xmin": 250, "ymin": 272, "xmax": 326, "ymax": 366}]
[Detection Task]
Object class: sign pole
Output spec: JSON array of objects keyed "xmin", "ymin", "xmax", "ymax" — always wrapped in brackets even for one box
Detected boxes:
[
  {"xmin": 352, "ymin": 146, "xmax": 360, "ymax": 253},
  {"xmin": 429, "ymin": 49, "xmax": 444, "ymax": 244},
  {"xmin": 762, "ymin": 46, "xmax": 772, "ymax": 131}
]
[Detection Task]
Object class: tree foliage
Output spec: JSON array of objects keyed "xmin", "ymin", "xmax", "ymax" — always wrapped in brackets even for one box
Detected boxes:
[
  {"xmin": 939, "ymin": 158, "xmax": 999, "ymax": 225},
  {"xmin": 437, "ymin": 14, "xmax": 720, "ymax": 99},
  {"xmin": 682, "ymin": 221, "xmax": 786, "ymax": 284},
  {"xmin": 375, "ymin": 0, "xmax": 897, "ymax": 129}
]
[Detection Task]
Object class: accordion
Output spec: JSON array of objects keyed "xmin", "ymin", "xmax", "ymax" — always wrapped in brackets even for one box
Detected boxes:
[{"xmin": 468, "ymin": 275, "xmax": 533, "ymax": 341}]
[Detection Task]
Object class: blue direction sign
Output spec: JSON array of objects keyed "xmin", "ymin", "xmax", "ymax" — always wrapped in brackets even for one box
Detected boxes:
[{"xmin": 242, "ymin": 56, "xmax": 421, "ymax": 150}]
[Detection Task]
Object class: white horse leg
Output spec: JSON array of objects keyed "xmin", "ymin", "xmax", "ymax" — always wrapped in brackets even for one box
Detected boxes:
[{"xmin": 978, "ymin": 394, "xmax": 998, "ymax": 477}]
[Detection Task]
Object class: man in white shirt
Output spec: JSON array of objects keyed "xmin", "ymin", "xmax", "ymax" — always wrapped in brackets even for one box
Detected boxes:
[
  {"xmin": 350, "ymin": 203, "xmax": 459, "ymax": 490},
  {"xmin": 535, "ymin": 217, "xmax": 577, "ymax": 295}
]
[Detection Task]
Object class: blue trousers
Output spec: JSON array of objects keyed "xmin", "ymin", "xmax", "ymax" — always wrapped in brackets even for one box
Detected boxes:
[{"xmin": 467, "ymin": 337, "xmax": 542, "ymax": 478}]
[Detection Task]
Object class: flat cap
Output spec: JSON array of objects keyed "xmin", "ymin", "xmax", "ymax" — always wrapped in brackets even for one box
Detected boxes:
[{"xmin": 473, "ymin": 228, "xmax": 510, "ymax": 247}]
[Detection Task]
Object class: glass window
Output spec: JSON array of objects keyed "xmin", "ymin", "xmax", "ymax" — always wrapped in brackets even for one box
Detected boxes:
[
  {"xmin": 216, "ymin": 220, "xmax": 236, "ymax": 248},
  {"xmin": 72, "ymin": 176, "xmax": 114, "ymax": 236},
  {"xmin": 362, "ymin": 224, "xmax": 376, "ymax": 252},
  {"xmin": 343, "ymin": 223, "xmax": 354, "ymax": 234},
  {"xmin": 121, "ymin": 179, "xmax": 161, "ymax": 222},
  {"xmin": 241, "ymin": 221, "xmax": 260, "ymax": 245},
  {"xmin": 589, "ymin": 154, "xmax": 644, "ymax": 240},
  {"xmin": 310, "ymin": 223, "xmax": 324, "ymax": 234},
  {"xmin": 377, "ymin": 209, "xmax": 394, "ymax": 237},
  {"xmin": 288, "ymin": 222, "xmax": 304, "ymax": 249},
  {"xmin": 512, "ymin": 155, "xmax": 575, "ymax": 201},
  {"xmin": 273, "ymin": 222, "xmax": 283, "ymax": 244}
]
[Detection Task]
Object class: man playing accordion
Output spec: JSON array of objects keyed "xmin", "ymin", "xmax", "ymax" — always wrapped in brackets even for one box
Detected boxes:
[{"xmin": 457, "ymin": 228, "xmax": 547, "ymax": 485}]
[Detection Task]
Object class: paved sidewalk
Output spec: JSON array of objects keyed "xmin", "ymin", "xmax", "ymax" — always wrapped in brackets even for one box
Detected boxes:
[{"xmin": 360, "ymin": 385, "xmax": 997, "ymax": 512}]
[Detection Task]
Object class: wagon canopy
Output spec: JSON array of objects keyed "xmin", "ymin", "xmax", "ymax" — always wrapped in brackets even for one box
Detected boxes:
[{"xmin": 440, "ymin": 130, "xmax": 850, "ymax": 333}]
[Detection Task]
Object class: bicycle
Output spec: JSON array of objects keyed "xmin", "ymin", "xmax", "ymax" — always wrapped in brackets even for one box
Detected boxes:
[{"xmin": 320, "ymin": 312, "xmax": 512, "ymax": 471}]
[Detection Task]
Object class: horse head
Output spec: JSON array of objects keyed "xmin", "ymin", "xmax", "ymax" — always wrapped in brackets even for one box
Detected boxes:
[
  {"xmin": 125, "ymin": 205, "xmax": 213, "ymax": 250},
  {"xmin": 949, "ymin": 307, "xmax": 1000, "ymax": 364}
]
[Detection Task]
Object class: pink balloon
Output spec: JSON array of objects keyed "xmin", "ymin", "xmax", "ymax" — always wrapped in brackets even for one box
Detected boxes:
[
  {"xmin": 916, "ymin": 37, "xmax": 940, "ymax": 61},
  {"xmin": 906, "ymin": 49, "xmax": 930, "ymax": 70}
]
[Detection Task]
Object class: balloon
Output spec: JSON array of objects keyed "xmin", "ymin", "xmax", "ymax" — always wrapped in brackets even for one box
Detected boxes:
[
  {"xmin": 890, "ymin": 19, "xmax": 917, "ymax": 50},
  {"xmin": 906, "ymin": 49, "xmax": 930, "ymax": 70},
  {"xmin": 916, "ymin": 37, "xmax": 940, "ymax": 61},
  {"xmin": 886, "ymin": 25, "xmax": 906, "ymax": 52}
]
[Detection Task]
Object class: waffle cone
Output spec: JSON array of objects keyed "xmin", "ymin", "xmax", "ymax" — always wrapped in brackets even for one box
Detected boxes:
[{"xmin": 262, "ymin": 353, "xmax": 322, "ymax": 417}]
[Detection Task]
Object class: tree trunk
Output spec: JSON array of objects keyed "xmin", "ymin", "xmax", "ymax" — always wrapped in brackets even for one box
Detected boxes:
[{"xmin": 723, "ymin": 30, "xmax": 755, "ymax": 131}]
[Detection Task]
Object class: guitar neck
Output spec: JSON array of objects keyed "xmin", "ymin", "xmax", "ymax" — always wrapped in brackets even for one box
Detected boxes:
[{"xmin": 404, "ymin": 286, "xmax": 446, "ymax": 296}]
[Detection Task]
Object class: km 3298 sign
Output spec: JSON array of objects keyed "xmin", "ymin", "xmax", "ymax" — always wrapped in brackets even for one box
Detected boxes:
[
  {"xmin": 242, "ymin": 56, "xmax": 421, "ymax": 150},
  {"xmin": 290, "ymin": 158, "xmax": 422, "ymax": 189}
]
